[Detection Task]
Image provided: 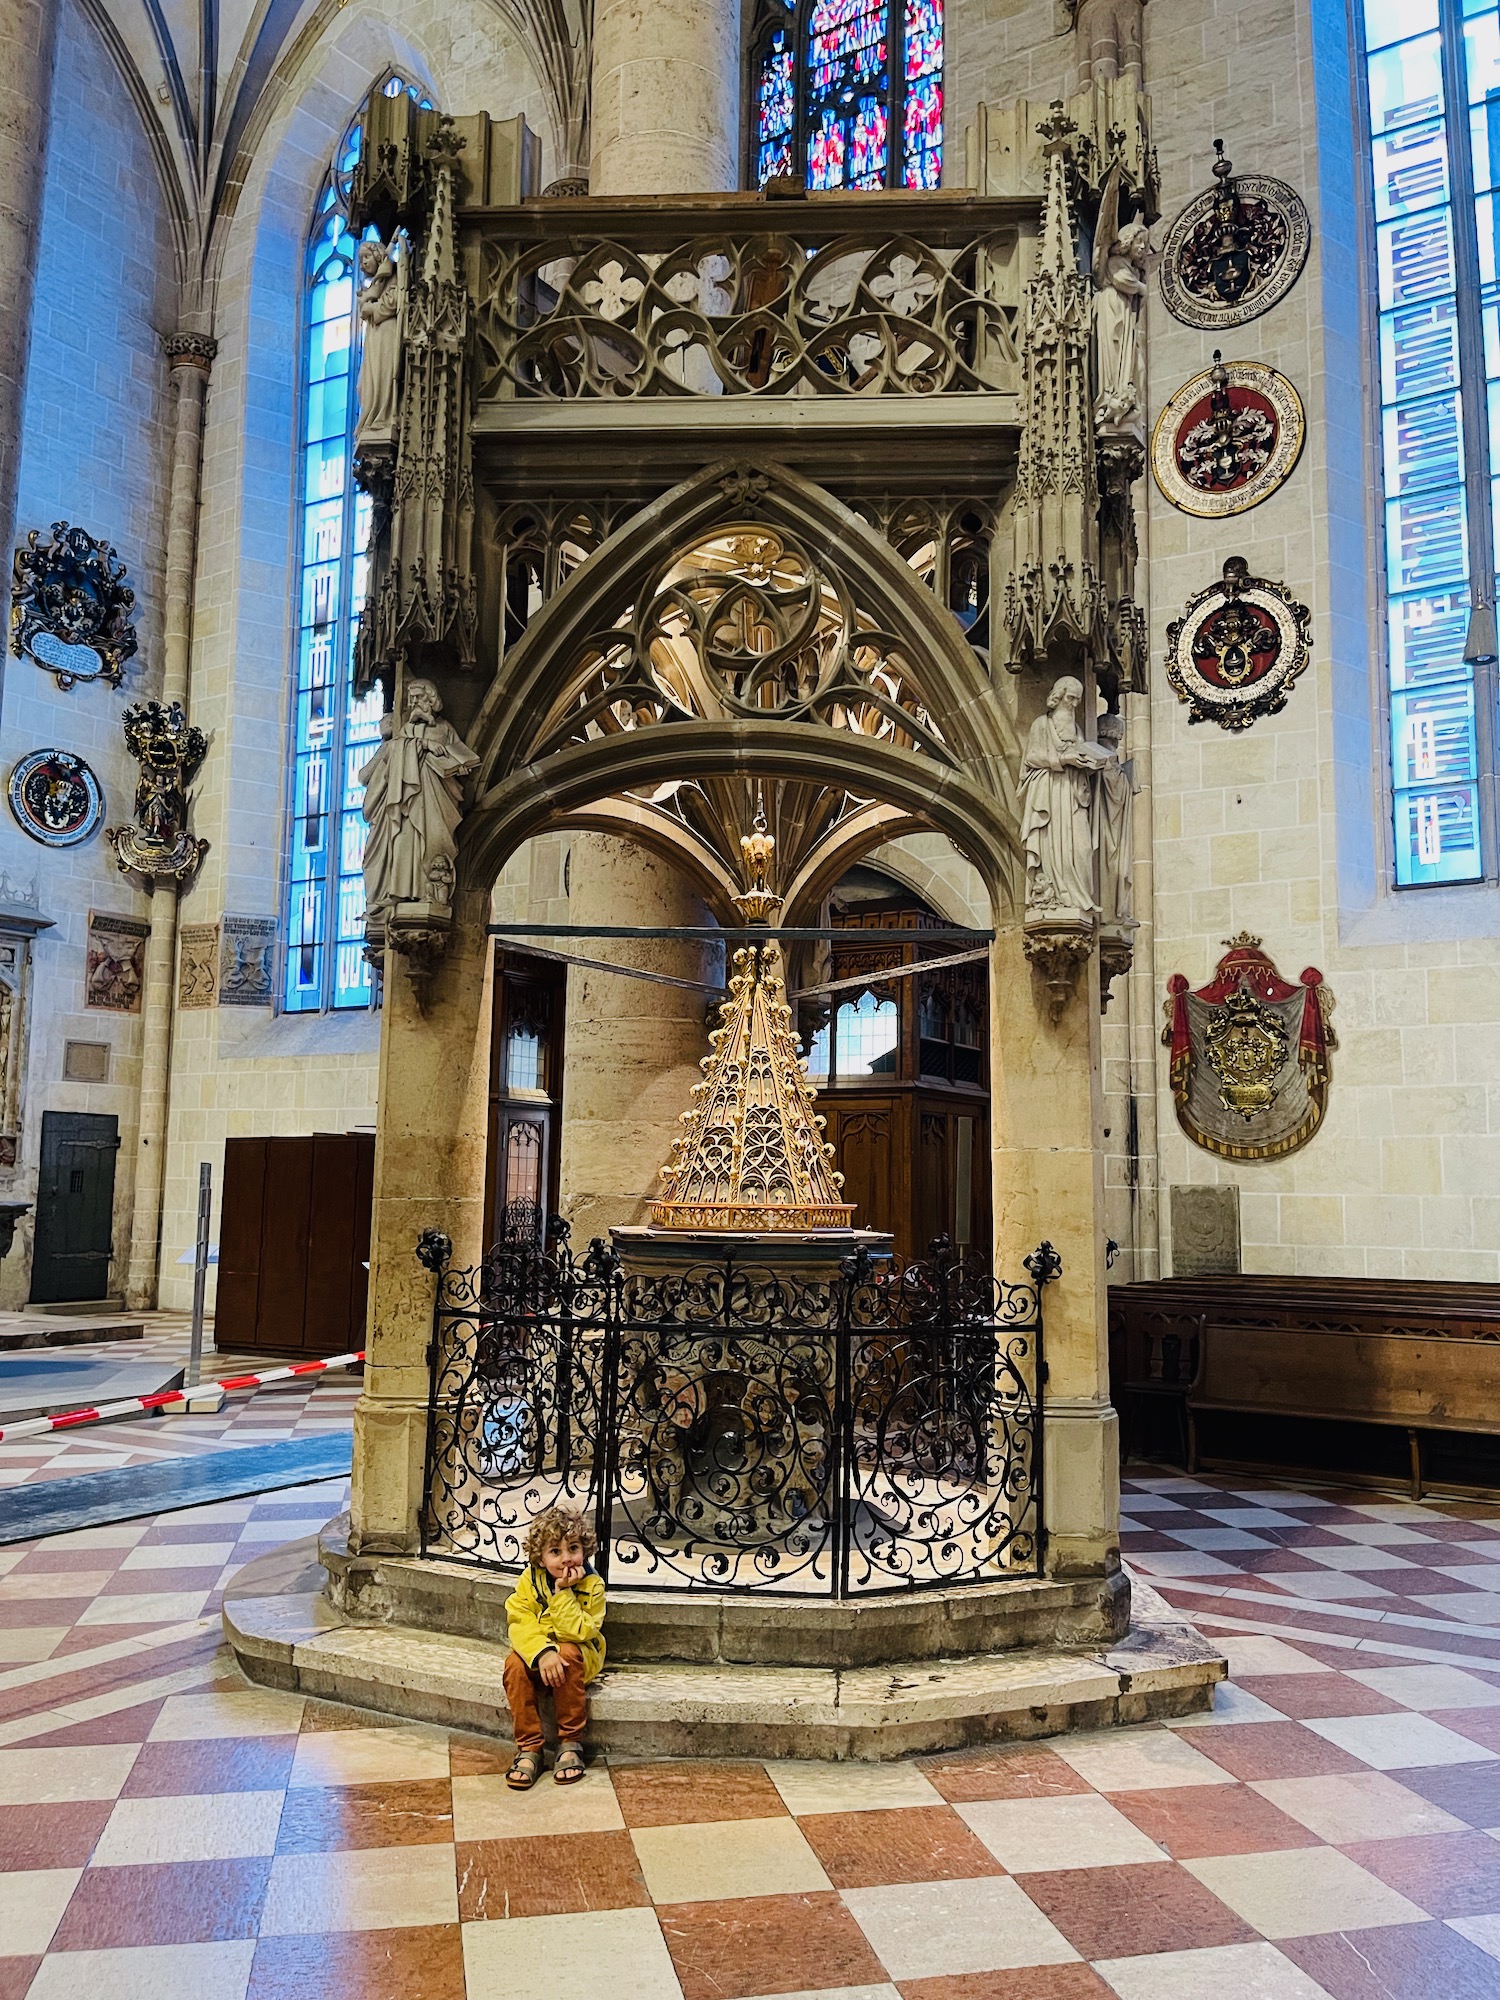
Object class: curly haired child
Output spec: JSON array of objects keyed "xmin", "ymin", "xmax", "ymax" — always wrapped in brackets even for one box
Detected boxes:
[{"xmin": 503, "ymin": 1505, "xmax": 606, "ymax": 1788}]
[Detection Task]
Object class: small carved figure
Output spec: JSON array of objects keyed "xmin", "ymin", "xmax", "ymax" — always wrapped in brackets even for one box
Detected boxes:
[
  {"xmin": 1093, "ymin": 711, "xmax": 1134, "ymax": 927},
  {"xmin": 359, "ymin": 678, "xmax": 477, "ymax": 920},
  {"xmin": 1092, "ymin": 168, "xmax": 1156, "ymax": 443},
  {"xmin": 1020, "ymin": 677, "xmax": 1112, "ymax": 918},
  {"xmin": 354, "ymin": 237, "xmax": 404, "ymax": 450}
]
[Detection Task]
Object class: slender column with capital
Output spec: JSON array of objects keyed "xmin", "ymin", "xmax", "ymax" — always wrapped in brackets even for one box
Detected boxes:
[
  {"xmin": 0, "ymin": 0, "xmax": 62, "ymax": 719},
  {"xmin": 123, "ymin": 334, "xmax": 216, "ymax": 1309}
]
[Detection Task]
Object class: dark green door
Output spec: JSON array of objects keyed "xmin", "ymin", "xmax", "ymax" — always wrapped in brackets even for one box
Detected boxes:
[{"xmin": 31, "ymin": 1112, "xmax": 120, "ymax": 1303}]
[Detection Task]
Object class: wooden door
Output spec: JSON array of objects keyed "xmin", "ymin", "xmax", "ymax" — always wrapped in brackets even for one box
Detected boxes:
[
  {"xmin": 217, "ymin": 1132, "xmax": 374, "ymax": 1356},
  {"xmin": 31, "ymin": 1111, "xmax": 119, "ymax": 1302}
]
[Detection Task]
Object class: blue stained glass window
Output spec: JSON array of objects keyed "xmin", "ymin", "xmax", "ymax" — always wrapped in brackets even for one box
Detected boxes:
[
  {"xmin": 752, "ymin": 0, "xmax": 941, "ymax": 192},
  {"xmin": 1363, "ymin": 2, "xmax": 1486, "ymax": 885},
  {"xmin": 284, "ymin": 73, "xmax": 433, "ymax": 1012},
  {"xmin": 756, "ymin": 26, "xmax": 795, "ymax": 182}
]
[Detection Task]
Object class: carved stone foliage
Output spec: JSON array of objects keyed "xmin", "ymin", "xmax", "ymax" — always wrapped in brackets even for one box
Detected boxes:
[
  {"xmin": 1165, "ymin": 556, "xmax": 1312, "ymax": 732},
  {"xmin": 106, "ymin": 701, "xmax": 208, "ymax": 887},
  {"xmin": 1164, "ymin": 935, "xmax": 1336, "ymax": 1161},
  {"xmin": 1158, "ymin": 143, "xmax": 1311, "ymax": 331},
  {"xmin": 474, "ymin": 226, "xmax": 1021, "ymax": 401},
  {"xmin": 1150, "ymin": 354, "xmax": 1305, "ymax": 518},
  {"xmin": 354, "ymin": 147, "xmax": 476, "ymax": 695},
  {"xmin": 1002, "ymin": 111, "xmax": 1108, "ymax": 676},
  {"xmin": 10, "ymin": 522, "xmax": 138, "ymax": 690},
  {"xmin": 526, "ymin": 522, "xmax": 952, "ymax": 768}
]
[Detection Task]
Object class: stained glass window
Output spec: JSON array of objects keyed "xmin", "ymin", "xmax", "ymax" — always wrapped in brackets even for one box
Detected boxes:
[
  {"xmin": 284, "ymin": 73, "xmax": 433, "ymax": 1012},
  {"xmin": 1363, "ymin": 0, "xmax": 1494, "ymax": 885},
  {"xmin": 752, "ymin": 0, "xmax": 941, "ymax": 192}
]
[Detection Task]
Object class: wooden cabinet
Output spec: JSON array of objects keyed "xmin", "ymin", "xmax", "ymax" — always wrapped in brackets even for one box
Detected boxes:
[{"xmin": 217, "ymin": 1133, "xmax": 374, "ymax": 1357}]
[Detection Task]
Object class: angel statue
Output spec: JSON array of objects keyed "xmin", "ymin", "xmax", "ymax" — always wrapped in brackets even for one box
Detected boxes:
[
  {"xmin": 1092, "ymin": 167, "xmax": 1156, "ymax": 445},
  {"xmin": 1020, "ymin": 676, "xmax": 1112, "ymax": 919},
  {"xmin": 359, "ymin": 679, "xmax": 478, "ymax": 921},
  {"xmin": 354, "ymin": 235, "xmax": 405, "ymax": 451}
]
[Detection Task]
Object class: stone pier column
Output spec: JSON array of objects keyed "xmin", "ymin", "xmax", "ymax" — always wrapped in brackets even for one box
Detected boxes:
[
  {"xmin": 589, "ymin": 0, "xmax": 739, "ymax": 197},
  {"xmin": 0, "ymin": 0, "xmax": 61, "ymax": 718},
  {"xmin": 350, "ymin": 886, "xmax": 493, "ymax": 1554},
  {"xmin": 572, "ymin": 5, "xmax": 738, "ymax": 1228},
  {"xmin": 123, "ymin": 336, "xmax": 216, "ymax": 1308},
  {"xmin": 559, "ymin": 834, "xmax": 720, "ymax": 1239},
  {"xmin": 990, "ymin": 925, "xmax": 1120, "ymax": 1580}
]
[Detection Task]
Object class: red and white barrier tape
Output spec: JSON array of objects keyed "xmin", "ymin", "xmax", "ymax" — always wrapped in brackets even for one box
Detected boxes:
[{"xmin": 0, "ymin": 1350, "xmax": 365, "ymax": 1446}]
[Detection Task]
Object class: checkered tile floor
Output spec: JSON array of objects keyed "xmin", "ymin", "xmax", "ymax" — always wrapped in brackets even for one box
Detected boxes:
[
  {"xmin": 0, "ymin": 1325, "xmax": 360, "ymax": 1490},
  {"xmin": 3, "ymin": 1472, "xmax": 1500, "ymax": 1998}
]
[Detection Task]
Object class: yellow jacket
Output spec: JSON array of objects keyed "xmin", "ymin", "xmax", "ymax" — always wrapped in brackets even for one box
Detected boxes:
[{"xmin": 505, "ymin": 1564, "xmax": 607, "ymax": 1682}]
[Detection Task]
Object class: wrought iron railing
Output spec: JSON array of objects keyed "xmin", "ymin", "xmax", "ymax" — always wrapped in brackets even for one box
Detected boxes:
[
  {"xmin": 469, "ymin": 200, "xmax": 1026, "ymax": 404},
  {"xmin": 418, "ymin": 1220, "xmax": 1054, "ymax": 1597}
]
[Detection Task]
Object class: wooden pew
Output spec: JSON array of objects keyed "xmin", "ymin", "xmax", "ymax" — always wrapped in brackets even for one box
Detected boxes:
[{"xmin": 1108, "ymin": 1277, "xmax": 1500, "ymax": 1497}]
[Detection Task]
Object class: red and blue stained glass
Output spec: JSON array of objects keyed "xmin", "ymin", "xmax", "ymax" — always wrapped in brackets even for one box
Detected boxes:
[
  {"xmin": 902, "ymin": 0, "xmax": 943, "ymax": 188},
  {"xmin": 756, "ymin": 26, "xmax": 795, "ymax": 182},
  {"xmin": 807, "ymin": 0, "xmax": 890, "ymax": 188},
  {"xmin": 755, "ymin": 0, "xmax": 941, "ymax": 192}
]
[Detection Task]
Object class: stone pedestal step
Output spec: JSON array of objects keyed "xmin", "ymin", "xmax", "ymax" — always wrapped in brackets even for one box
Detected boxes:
[{"xmin": 224, "ymin": 1541, "xmax": 1226, "ymax": 1760}]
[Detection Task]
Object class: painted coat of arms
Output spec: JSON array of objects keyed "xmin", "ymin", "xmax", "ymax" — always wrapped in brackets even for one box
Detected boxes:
[
  {"xmin": 1163, "ymin": 935, "xmax": 1336, "ymax": 1160},
  {"xmin": 1164, "ymin": 556, "xmax": 1312, "ymax": 732}
]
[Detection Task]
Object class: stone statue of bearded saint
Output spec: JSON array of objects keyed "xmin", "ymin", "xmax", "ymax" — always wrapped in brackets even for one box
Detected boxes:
[
  {"xmin": 354, "ymin": 236, "xmax": 403, "ymax": 450},
  {"xmin": 1020, "ymin": 676, "xmax": 1111, "ymax": 919},
  {"xmin": 359, "ymin": 679, "xmax": 478, "ymax": 920}
]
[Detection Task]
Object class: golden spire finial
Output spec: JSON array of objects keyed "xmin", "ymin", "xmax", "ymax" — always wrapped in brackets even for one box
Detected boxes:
[{"xmin": 651, "ymin": 833, "xmax": 853, "ymax": 1232}]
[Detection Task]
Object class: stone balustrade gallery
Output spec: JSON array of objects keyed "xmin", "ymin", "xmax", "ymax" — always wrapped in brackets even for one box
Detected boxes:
[{"xmin": 469, "ymin": 198, "xmax": 1025, "ymax": 404}]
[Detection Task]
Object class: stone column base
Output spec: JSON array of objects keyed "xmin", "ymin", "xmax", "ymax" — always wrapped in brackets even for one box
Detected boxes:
[{"xmin": 223, "ymin": 1524, "xmax": 1227, "ymax": 1759}]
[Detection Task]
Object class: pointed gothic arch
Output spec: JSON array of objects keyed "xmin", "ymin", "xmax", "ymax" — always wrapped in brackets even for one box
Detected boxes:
[{"xmin": 463, "ymin": 461, "xmax": 1022, "ymax": 907}]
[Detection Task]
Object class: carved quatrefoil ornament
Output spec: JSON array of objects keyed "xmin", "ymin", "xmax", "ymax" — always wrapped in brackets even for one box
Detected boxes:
[
  {"xmin": 1164, "ymin": 557, "xmax": 1312, "ymax": 733},
  {"xmin": 10, "ymin": 522, "xmax": 139, "ymax": 690}
]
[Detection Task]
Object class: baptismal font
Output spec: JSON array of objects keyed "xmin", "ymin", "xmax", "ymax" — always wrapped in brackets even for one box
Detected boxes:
[{"xmin": 606, "ymin": 808, "xmax": 893, "ymax": 1554}]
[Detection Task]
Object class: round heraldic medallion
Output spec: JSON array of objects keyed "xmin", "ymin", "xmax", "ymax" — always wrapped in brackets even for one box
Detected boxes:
[
  {"xmin": 1158, "ymin": 143, "xmax": 1312, "ymax": 331},
  {"xmin": 1151, "ymin": 354, "xmax": 1304, "ymax": 517},
  {"xmin": 7, "ymin": 748, "xmax": 105, "ymax": 847},
  {"xmin": 1164, "ymin": 557, "xmax": 1313, "ymax": 733}
]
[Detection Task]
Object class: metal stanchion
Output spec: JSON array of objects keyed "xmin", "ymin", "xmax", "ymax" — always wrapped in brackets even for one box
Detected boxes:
[
  {"xmin": 164, "ymin": 1162, "xmax": 222, "ymax": 1415},
  {"xmin": 187, "ymin": 1160, "xmax": 212, "ymax": 1390}
]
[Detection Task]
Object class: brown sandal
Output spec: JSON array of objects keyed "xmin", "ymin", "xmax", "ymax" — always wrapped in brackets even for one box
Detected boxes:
[
  {"xmin": 553, "ymin": 1745, "xmax": 587, "ymax": 1784},
  {"xmin": 506, "ymin": 1750, "xmax": 542, "ymax": 1790}
]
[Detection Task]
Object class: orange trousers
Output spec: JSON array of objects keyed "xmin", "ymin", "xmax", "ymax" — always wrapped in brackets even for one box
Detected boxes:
[{"xmin": 503, "ymin": 1641, "xmax": 588, "ymax": 1750}]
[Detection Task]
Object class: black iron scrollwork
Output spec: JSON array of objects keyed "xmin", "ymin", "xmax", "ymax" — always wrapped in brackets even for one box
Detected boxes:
[
  {"xmin": 415, "ymin": 1228, "xmax": 453, "ymax": 1274},
  {"xmin": 420, "ymin": 1214, "xmax": 1045, "ymax": 1598},
  {"xmin": 1023, "ymin": 1240, "xmax": 1063, "ymax": 1287}
]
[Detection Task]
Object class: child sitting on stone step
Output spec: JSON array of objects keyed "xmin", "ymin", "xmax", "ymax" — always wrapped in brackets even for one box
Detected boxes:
[{"xmin": 503, "ymin": 1504, "xmax": 606, "ymax": 1787}]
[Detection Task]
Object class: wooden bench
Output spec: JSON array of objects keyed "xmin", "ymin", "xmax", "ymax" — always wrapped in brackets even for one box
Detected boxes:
[{"xmin": 1108, "ymin": 1276, "xmax": 1500, "ymax": 1498}]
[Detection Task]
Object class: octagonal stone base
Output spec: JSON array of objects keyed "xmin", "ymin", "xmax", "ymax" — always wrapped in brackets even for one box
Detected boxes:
[{"xmin": 222, "ymin": 1518, "xmax": 1226, "ymax": 1759}]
